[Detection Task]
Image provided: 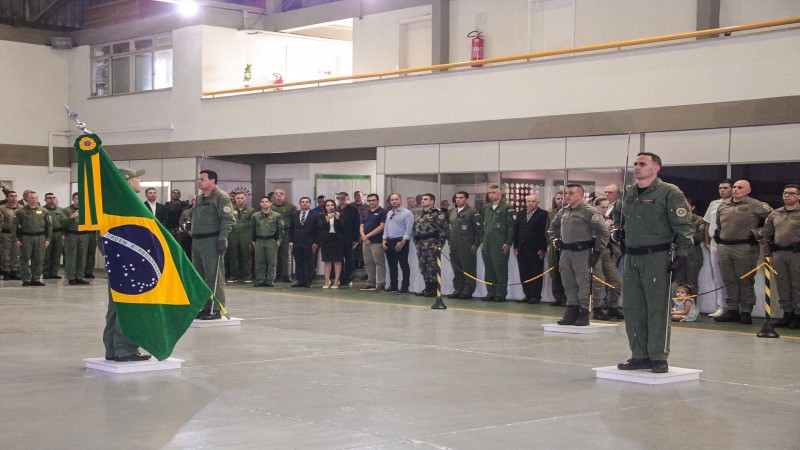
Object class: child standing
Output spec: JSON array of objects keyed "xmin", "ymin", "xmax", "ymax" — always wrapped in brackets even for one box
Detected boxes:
[{"xmin": 671, "ymin": 282, "xmax": 699, "ymax": 322}]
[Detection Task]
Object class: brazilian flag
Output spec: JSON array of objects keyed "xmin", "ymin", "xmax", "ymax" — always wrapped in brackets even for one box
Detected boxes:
[{"xmin": 75, "ymin": 133, "xmax": 215, "ymax": 360}]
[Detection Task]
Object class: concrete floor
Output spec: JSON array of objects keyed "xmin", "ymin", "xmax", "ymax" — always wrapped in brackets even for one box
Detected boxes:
[{"xmin": 1, "ymin": 278, "xmax": 799, "ymax": 449}]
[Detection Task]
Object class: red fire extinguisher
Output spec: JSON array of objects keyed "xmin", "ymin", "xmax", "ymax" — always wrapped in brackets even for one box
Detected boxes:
[
  {"xmin": 273, "ymin": 72, "xmax": 284, "ymax": 91},
  {"xmin": 468, "ymin": 30, "xmax": 484, "ymax": 67}
]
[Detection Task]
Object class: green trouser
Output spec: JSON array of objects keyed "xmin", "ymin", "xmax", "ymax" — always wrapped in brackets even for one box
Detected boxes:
[
  {"xmin": 276, "ymin": 233, "xmax": 292, "ymax": 278},
  {"xmin": 0, "ymin": 232, "xmax": 19, "ymax": 272},
  {"xmin": 254, "ymin": 238, "xmax": 278, "ymax": 283},
  {"xmin": 592, "ymin": 250, "xmax": 622, "ymax": 308},
  {"xmin": 228, "ymin": 231, "xmax": 252, "ymax": 281},
  {"xmin": 675, "ymin": 244, "xmax": 703, "ymax": 293},
  {"xmin": 559, "ymin": 249, "xmax": 591, "ymax": 309},
  {"xmin": 192, "ymin": 238, "xmax": 226, "ymax": 309},
  {"xmin": 85, "ymin": 232, "xmax": 97, "ymax": 275},
  {"xmin": 718, "ymin": 243, "xmax": 760, "ymax": 313},
  {"xmin": 771, "ymin": 251, "xmax": 800, "ymax": 312},
  {"xmin": 449, "ymin": 241, "xmax": 476, "ymax": 295},
  {"xmin": 482, "ymin": 239, "xmax": 509, "ymax": 298},
  {"xmin": 64, "ymin": 233, "xmax": 90, "ymax": 280},
  {"xmin": 103, "ymin": 291, "xmax": 139, "ymax": 358},
  {"xmin": 43, "ymin": 232, "xmax": 63, "ymax": 277},
  {"xmin": 548, "ymin": 246, "xmax": 567, "ymax": 301},
  {"xmin": 19, "ymin": 235, "xmax": 46, "ymax": 282},
  {"xmin": 623, "ymin": 251, "xmax": 672, "ymax": 361}
]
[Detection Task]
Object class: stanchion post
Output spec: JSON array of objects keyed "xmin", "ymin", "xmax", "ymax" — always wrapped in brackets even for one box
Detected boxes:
[
  {"xmin": 431, "ymin": 251, "xmax": 447, "ymax": 310},
  {"xmin": 757, "ymin": 257, "xmax": 779, "ymax": 338}
]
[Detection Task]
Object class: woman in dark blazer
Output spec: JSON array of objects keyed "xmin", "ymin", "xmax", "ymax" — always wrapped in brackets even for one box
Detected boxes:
[{"xmin": 317, "ymin": 199, "xmax": 345, "ymax": 288}]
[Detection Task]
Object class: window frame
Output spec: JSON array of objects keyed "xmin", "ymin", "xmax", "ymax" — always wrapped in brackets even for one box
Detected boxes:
[{"xmin": 90, "ymin": 33, "xmax": 173, "ymax": 97}]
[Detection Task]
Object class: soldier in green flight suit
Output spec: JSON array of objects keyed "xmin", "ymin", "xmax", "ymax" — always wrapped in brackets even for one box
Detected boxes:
[
  {"xmin": 270, "ymin": 188, "xmax": 297, "ymax": 282},
  {"xmin": 62, "ymin": 192, "xmax": 92, "ymax": 285},
  {"xmin": 481, "ymin": 184, "xmax": 516, "ymax": 302},
  {"xmin": 43, "ymin": 193, "xmax": 65, "ymax": 279},
  {"xmin": 251, "ymin": 196, "xmax": 285, "ymax": 287},
  {"xmin": 12, "ymin": 191, "xmax": 51, "ymax": 286},
  {"xmin": 616, "ymin": 152, "xmax": 694, "ymax": 374},
  {"xmin": 228, "ymin": 192, "xmax": 256, "ymax": 282},
  {"xmin": 191, "ymin": 169, "xmax": 236, "ymax": 320},
  {"xmin": 447, "ymin": 191, "xmax": 482, "ymax": 300}
]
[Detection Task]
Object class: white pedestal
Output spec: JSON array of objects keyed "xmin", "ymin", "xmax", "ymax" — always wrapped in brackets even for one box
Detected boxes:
[
  {"xmin": 593, "ymin": 366, "xmax": 703, "ymax": 385},
  {"xmin": 542, "ymin": 323, "xmax": 619, "ymax": 334},
  {"xmin": 84, "ymin": 357, "xmax": 183, "ymax": 373},
  {"xmin": 189, "ymin": 316, "xmax": 243, "ymax": 328}
]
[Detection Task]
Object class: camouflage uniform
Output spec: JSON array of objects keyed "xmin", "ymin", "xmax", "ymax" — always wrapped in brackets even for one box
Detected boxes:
[
  {"xmin": 228, "ymin": 205, "xmax": 256, "ymax": 281},
  {"xmin": 413, "ymin": 207, "xmax": 449, "ymax": 295},
  {"xmin": 251, "ymin": 209, "xmax": 285, "ymax": 285},
  {"xmin": 272, "ymin": 202, "xmax": 297, "ymax": 280},
  {"xmin": 12, "ymin": 204, "xmax": 52, "ymax": 283},
  {"xmin": 43, "ymin": 204, "xmax": 65, "ymax": 278},
  {"xmin": 447, "ymin": 205, "xmax": 482, "ymax": 297}
]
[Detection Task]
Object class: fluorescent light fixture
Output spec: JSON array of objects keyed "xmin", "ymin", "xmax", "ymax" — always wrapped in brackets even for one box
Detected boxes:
[{"xmin": 177, "ymin": 0, "xmax": 198, "ymax": 16}]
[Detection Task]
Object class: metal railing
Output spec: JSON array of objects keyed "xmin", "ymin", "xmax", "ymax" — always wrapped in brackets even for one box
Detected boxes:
[{"xmin": 203, "ymin": 16, "xmax": 800, "ymax": 98}]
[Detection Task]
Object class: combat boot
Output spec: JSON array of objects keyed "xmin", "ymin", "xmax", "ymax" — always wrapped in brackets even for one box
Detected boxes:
[
  {"xmin": 424, "ymin": 283, "xmax": 438, "ymax": 297},
  {"xmin": 1, "ymin": 271, "xmax": 9, "ymax": 280},
  {"xmin": 10, "ymin": 271, "xmax": 21, "ymax": 280},
  {"xmin": 592, "ymin": 307, "xmax": 611, "ymax": 320},
  {"xmin": 714, "ymin": 310, "xmax": 741, "ymax": 322},
  {"xmin": 772, "ymin": 311, "xmax": 794, "ymax": 328},
  {"xmin": 607, "ymin": 307, "xmax": 625, "ymax": 320},
  {"xmin": 573, "ymin": 308, "xmax": 591, "ymax": 326},
  {"xmin": 788, "ymin": 315, "xmax": 800, "ymax": 330},
  {"xmin": 557, "ymin": 305, "xmax": 580, "ymax": 325}
]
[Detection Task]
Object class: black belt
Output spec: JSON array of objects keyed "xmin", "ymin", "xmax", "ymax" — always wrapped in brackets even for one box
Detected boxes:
[
  {"xmin": 626, "ymin": 242, "xmax": 672, "ymax": 255},
  {"xmin": 561, "ymin": 240, "xmax": 594, "ymax": 251},
  {"xmin": 20, "ymin": 231, "xmax": 46, "ymax": 237},
  {"xmin": 193, "ymin": 231, "xmax": 220, "ymax": 240},
  {"xmin": 715, "ymin": 237, "xmax": 757, "ymax": 246},
  {"xmin": 63, "ymin": 229, "xmax": 93, "ymax": 235},
  {"xmin": 52, "ymin": 227, "xmax": 62, "ymax": 232},
  {"xmin": 771, "ymin": 243, "xmax": 800, "ymax": 253},
  {"xmin": 255, "ymin": 236, "xmax": 276, "ymax": 240}
]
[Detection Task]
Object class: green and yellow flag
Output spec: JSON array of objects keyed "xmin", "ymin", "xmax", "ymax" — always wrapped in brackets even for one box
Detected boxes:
[{"xmin": 75, "ymin": 133, "xmax": 213, "ymax": 360}]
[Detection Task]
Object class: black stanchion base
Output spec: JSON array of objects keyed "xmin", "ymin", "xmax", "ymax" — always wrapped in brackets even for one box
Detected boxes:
[
  {"xmin": 757, "ymin": 320, "xmax": 780, "ymax": 338},
  {"xmin": 431, "ymin": 297, "xmax": 447, "ymax": 310}
]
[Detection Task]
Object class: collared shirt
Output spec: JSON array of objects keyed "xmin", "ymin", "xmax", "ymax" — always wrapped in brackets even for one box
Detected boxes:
[
  {"xmin": 146, "ymin": 200, "xmax": 157, "ymax": 214},
  {"xmin": 361, "ymin": 207, "xmax": 387, "ymax": 244},
  {"xmin": 703, "ymin": 198, "xmax": 724, "ymax": 246},
  {"xmin": 383, "ymin": 207, "xmax": 414, "ymax": 241}
]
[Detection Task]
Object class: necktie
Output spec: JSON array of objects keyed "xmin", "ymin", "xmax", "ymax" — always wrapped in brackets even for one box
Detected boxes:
[{"xmin": 301, "ymin": 211, "xmax": 307, "ymax": 224}]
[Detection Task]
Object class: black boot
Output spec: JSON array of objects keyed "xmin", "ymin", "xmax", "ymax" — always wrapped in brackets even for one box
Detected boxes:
[
  {"xmin": 557, "ymin": 305, "xmax": 580, "ymax": 325},
  {"xmin": 10, "ymin": 271, "xmax": 22, "ymax": 280},
  {"xmin": 424, "ymin": 282, "xmax": 438, "ymax": 297},
  {"xmin": 592, "ymin": 307, "xmax": 610, "ymax": 320},
  {"xmin": 1, "ymin": 271, "xmax": 9, "ymax": 280},
  {"xmin": 574, "ymin": 308, "xmax": 591, "ymax": 326},
  {"xmin": 415, "ymin": 283, "xmax": 432, "ymax": 297},
  {"xmin": 550, "ymin": 299, "xmax": 565, "ymax": 307},
  {"xmin": 789, "ymin": 315, "xmax": 800, "ymax": 330},
  {"xmin": 714, "ymin": 310, "xmax": 741, "ymax": 322},
  {"xmin": 773, "ymin": 311, "xmax": 794, "ymax": 328},
  {"xmin": 607, "ymin": 307, "xmax": 625, "ymax": 320}
]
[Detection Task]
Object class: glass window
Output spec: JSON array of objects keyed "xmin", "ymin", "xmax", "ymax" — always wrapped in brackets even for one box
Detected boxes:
[
  {"xmin": 135, "ymin": 53, "xmax": 153, "ymax": 91},
  {"xmin": 441, "ymin": 172, "xmax": 500, "ymax": 212},
  {"xmin": 660, "ymin": 165, "xmax": 727, "ymax": 215},
  {"xmin": 111, "ymin": 57, "xmax": 131, "ymax": 94},
  {"xmin": 112, "ymin": 42, "xmax": 130, "ymax": 54},
  {"xmin": 153, "ymin": 49, "xmax": 173, "ymax": 89},
  {"xmin": 386, "ymin": 174, "xmax": 439, "ymax": 210},
  {"xmin": 92, "ymin": 45, "xmax": 110, "ymax": 57},
  {"xmin": 92, "ymin": 59, "xmax": 109, "ymax": 97},
  {"xmin": 731, "ymin": 162, "xmax": 800, "ymax": 208},
  {"xmin": 134, "ymin": 38, "xmax": 153, "ymax": 51},
  {"xmin": 90, "ymin": 33, "xmax": 172, "ymax": 97}
]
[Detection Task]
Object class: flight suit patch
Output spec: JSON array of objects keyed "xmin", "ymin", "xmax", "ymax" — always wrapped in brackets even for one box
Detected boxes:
[{"xmin": 675, "ymin": 208, "xmax": 687, "ymax": 218}]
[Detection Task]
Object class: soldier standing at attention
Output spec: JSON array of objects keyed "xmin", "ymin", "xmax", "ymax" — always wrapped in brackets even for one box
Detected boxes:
[
  {"xmin": 271, "ymin": 188, "xmax": 297, "ymax": 283},
  {"xmin": 12, "ymin": 191, "xmax": 51, "ymax": 286},
  {"xmin": 481, "ymin": 185, "xmax": 516, "ymax": 302},
  {"xmin": 42, "ymin": 193, "xmax": 65, "ymax": 279},
  {"xmin": 713, "ymin": 180, "xmax": 772, "ymax": 325},
  {"xmin": 547, "ymin": 184, "xmax": 609, "ymax": 325},
  {"xmin": 762, "ymin": 184, "xmax": 800, "ymax": 329},
  {"xmin": 447, "ymin": 191, "xmax": 482, "ymax": 300},
  {"xmin": 413, "ymin": 193, "xmax": 448, "ymax": 297},
  {"xmin": 191, "ymin": 170, "xmax": 236, "ymax": 320},
  {"xmin": 547, "ymin": 191, "xmax": 567, "ymax": 306},
  {"xmin": 674, "ymin": 197, "xmax": 705, "ymax": 292},
  {"xmin": 62, "ymin": 192, "xmax": 92, "ymax": 285},
  {"xmin": 228, "ymin": 192, "xmax": 255, "ymax": 283},
  {"xmin": 0, "ymin": 191, "xmax": 21, "ymax": 280},
  {"xmin": 251, "ymin": 196, "xmax": 284, "ymax": 287},
  {"xmin": 617, "ymin": 152, "xmax": 693, "ymax": 374}
]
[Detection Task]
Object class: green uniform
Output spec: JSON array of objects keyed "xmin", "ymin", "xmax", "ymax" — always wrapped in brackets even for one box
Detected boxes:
[
  {"xmin": 715, "ymin": 196, "xmax": 772, "ymax": 313},
  {"xmin": 191, "ymin": 187, "xmax": 235, "ymax": 310},
  {"xmin": 546, "ymin": 208, "xmax": 567, "ymax": 303},
  {"xmin": 547, "ymin": 203, "xmax": 609, "ymax": 309},
  {"xmin": 622, "ymin": 178, "xmax": 693, "ymax": 361},
  {"xmin": 675, "ymin": 213, "xmax": 705, "ymax": 290},
  {"xmin": 228, "ymin": 205, "xmax": 255, "ymax": 281},
  {"xmin": 763, "ymin": 206, "xmax": 800, "ymax": 314},
  {"xmin": 61, "ymin": 205, "xmax": 92, "ymax": 281},
  {"xmin": 85, "ymin": 231, "xmax": 98, "ymax": 277},
  {"xmin": 448, "ymin": 205, "xmax": 482, "ymax": 296},
  {"xmin": 481, "ymin": 201, "xmax": 516, "ymax": 300},
  {"xmin": 0, "ymin": 203, "xmax": 20, "ymax": 276},
  {"xmin": 43, "ymin": 205, "xmax": 65, "ymax": 278},
  {"xmin": 178, "ymin": 207, "xmax": 193, "ymax": 256},
  {"xmin": 251, "ymin": 209, "xmax": 285, "ymax": 284},
  {"xmin": 272, "ymin": 202, "xmax": 297, "ymax": 280},
  {"xmin": 12, "ymin": 204, "xmax": 52, "ymax": 283}
]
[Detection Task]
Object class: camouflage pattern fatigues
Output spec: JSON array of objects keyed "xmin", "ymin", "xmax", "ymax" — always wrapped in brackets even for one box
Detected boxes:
[{"xmin": 413, "ymin": 208, "xmax": 448, "ymax": 284}]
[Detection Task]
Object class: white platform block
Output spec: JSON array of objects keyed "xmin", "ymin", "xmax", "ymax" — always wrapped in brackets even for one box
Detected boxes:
[
  {"xmin": 189, "ymin": 317, "xmax": 243, "ymax": 328},
  {"xmin": 84, "ymin": 357, "xmax": 183, "ymax": 373},
  {"xmin": 593, "ymin": 366, "xmax": 703, "ymax": 385},
  {"xmin": 542, "ymin": 323, "xmax": 619, "ymax": 334}
]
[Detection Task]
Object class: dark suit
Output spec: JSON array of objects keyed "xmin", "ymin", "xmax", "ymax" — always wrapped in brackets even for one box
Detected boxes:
[
  {"xmin": 514, "ymin": 207, "xmax": 549, "ymax": 300},
  {"xmin": 289, "ymin": 209, "xmax": 320, "ymax": 286},
  {"xmin": 338, "ymin": 203, "xmax": 360, "ymax": 284},
  {"xmin": 145, "ymin": 201, "xmax": 167, "ymax": 224}
]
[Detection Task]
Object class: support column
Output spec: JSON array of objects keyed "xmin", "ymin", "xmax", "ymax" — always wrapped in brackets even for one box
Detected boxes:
[
  {"xmin": 431, "ymin": 0, "xmax": 449, "ymax": 68},
  {"xmin": 696, "ymin": 0, "xmax": 720, "ymax": 38},
  {"xmin": 251, "ymin": 163, "xmax": 266, "ymax": 208}
]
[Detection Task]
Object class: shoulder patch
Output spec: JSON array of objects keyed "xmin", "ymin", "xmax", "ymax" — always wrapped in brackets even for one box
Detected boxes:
[
  {"xmin": 675, "ymin": 207, "xmax": 687, "ymax": 218},
  {"xmin": 592, "ymin": 214, "xmax": 602, "ymax": 222},
  {"xmin": 437, "ymin": 213, "xmax": 445, "ymax": 220},
  {"xmin": 763, "ymin": 203, "xmax": 771, "ymax": 210},
  {"xmin": 511, "ymin": 213, "xmax": 517, "ymax": 221},
  {"xmin": 223, "ymin": 206, "xmax": 232, "ymax": 213}
]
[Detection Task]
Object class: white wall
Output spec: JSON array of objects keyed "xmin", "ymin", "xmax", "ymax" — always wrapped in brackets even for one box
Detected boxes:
[
  {"xmin": 450, "ymin": 0, "xmax": 529, "ymax": 62},
  {"xmin": 352, "ymin": 5, "xmax": 432, "ymax": 73},
  {"xmin": 263, "ymin": 160, "xmax": 377, "ymax": 205},
  {"xmin": 0, "ymin": 41, "xmax": 69, "ymax": 146},
  {"xmin": 574, "ymin": 0, "xmax": 696, "ymax": 47},
  {"xmin": 720, "ymin": 0, "xmax": 800, "ymax": 27},
  {"xmin": 0, "ymin": 165, "xmax": 71, "ymax": 206}
]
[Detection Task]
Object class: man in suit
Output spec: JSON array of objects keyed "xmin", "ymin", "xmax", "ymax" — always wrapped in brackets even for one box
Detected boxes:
[
  {"xmin": 514, "ymin": 194, "xmax": 549, "ymax": 304},
  {"xmin": 337, "ymin": 192, "xmax": 361, "ymax": 287},
  {"xmin": 144, "ymin": 187, "xmax": 167, "ymax": 223},
  {"xmin": 289, "ymin": 196, "xmax": 319, "ymax": 288}
]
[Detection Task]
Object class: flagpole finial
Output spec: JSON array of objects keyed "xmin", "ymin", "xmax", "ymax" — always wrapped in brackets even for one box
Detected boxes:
[{"xmin": 64, "ymin": 105, "xmax": 93, "ymax": 134}]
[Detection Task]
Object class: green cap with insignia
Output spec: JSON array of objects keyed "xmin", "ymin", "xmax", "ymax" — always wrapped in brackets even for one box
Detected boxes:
[{"xmin": 119, "ymin": 167, "xmax": 145, "ymax": 180}]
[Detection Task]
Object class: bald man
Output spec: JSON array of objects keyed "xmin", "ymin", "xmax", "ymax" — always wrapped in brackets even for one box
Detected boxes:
[{"xmin": 713, "ymin": 180, "xmax": 772, "ymax": 325}]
